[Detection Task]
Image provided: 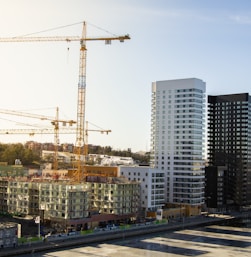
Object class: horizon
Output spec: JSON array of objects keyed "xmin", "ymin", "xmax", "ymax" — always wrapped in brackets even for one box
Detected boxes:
[{"xmin": 1, "ymin": 1, "xmax": 251, "ymax": 152}]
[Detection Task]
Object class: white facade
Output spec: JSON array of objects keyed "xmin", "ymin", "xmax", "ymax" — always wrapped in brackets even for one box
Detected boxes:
[
  {"xmin": 119, "ymin": 166, "xmax": 165, "ymax": 212},
  {"xmin": 151, "ymin": 78, "xmax": 206, "ymax": 206},
  {"xmin": 101, "ymin": 155, "xmax": 134, "ymax": 166},
  {"xmin": 41, "ymin": 151, "xmax": 134, "ymax": 166}
]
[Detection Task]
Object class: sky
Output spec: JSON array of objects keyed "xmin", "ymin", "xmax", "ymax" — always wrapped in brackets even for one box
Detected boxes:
[{"xmin": 0, "ymin": 0, "xmax": 251, "ymax": 152}]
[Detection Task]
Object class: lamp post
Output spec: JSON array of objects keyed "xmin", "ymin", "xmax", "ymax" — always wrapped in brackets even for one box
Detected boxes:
[
  {"xmin": 207, "ymin": 196, "xmax": 211, "ymax": 215},
  {"xmin": 35, "ymin": 216, "xmax": 40, "ymax": 238},
  {"xmin": 180, "ymin": 199, "xmax": 183, "ymax": 221}
]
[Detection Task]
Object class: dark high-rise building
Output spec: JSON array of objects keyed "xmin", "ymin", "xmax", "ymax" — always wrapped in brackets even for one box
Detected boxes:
[{"xmin": 206, "ymin": 93, "xmax": 251, "ymax": 209}]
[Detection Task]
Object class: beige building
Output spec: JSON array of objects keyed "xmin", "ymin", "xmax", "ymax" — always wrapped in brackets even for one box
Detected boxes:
[
  {"xmin": 0, "ymin": 174, "xmax": 140, "ymax": 231},
  {"xmin": 87, "ymin": 176, "xmax": 140, "ymax": 216},
  {"xmin": 8, "ymin": 179, "xmax": 30, "ymax": 215},
  {"xmin": 39, "ymin": 182, "xmax": 90, "ymax": 220}
]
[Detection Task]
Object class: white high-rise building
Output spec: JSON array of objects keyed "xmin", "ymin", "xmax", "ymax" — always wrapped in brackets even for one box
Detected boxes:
[{"xmin": 150, "ymin": 78, "xmax": 206, "ymax": 206}]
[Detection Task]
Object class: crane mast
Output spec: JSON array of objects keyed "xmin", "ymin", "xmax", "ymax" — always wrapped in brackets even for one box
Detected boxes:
[
  {"xmin": 73, "ymin": 22, "xmax": 130, "ymax": 181},
  {"xmin": 75, "ymin": 22, "xmax": 87, "ymax": 181},
  {"xmin": 76, "ymin": 22, "xmax": 87, "ymax": 148},
  {"xmin": 53, "ymin": 107, "xmax": 60, "ymax": 170}
]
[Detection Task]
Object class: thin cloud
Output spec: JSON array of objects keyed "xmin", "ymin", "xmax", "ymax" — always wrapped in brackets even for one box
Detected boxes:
[{"xmin": 229, "ymin": 14, "xmax": 251, "ymax": 24}]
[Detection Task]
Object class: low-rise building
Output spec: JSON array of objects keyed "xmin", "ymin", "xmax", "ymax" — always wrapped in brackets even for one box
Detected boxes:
[
  {"xmin": 39, "ymin": 182, "xmax": 90, "ymax": 222},
  {"xmin": 101, "ymin": 156, "xmax": 134, "ymax": 166},
  {"xmin": 8, "ymin": 179, "xmax": 30, "ymax": 215},
  {"xmin": 41, "ymin": 151, "xmax": 135, "ymax": 166},
  {"xmin": 86, "ymin": 176, "xmax": 140, "ymax": 217},
  {"xmin": 0, "ymin": 169, "xmax": 141, "ymax": 231},
  {"xmin": 119, "ymin": 166, "xmax": 165, "ymax": 215},
  {"xmin": 0, "ymin": 179, "xmax": 8, "ymax": 213},
  {"xmin": 0, "ymin": 222, "xmax": 19, "ymax": 248}
]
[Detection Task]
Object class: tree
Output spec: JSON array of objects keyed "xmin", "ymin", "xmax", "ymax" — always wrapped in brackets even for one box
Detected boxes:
[{"xmin": 0, "ymin": 143, "xmax": 40, "ymax": 166}]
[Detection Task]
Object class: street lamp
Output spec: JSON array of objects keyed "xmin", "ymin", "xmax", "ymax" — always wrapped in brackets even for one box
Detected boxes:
[
  {"xmin": 206, "ymin": 196, "xmax": 212, "ymax": 215},
  {"xmin": 180, "ymin": 199, "xmax": 183, "ymax": 221}
]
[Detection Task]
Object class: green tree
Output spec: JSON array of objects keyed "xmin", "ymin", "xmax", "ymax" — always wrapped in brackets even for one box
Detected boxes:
[{"xmin": 0, "ymin": 143, "xmax": 40, "ymax": 166}]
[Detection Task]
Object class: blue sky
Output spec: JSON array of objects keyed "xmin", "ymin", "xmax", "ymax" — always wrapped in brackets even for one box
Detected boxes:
[{"xmin": 0, "ymin": 0, "xmax": 251, "ymax": 152}]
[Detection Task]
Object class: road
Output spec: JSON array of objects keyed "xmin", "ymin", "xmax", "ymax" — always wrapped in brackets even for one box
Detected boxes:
[
  {"xmin": 0, "ymin": 212, "xmax": 250, "ymax": 257},
  {"xmin": 11, "ymin": 222, "xmax": 251, "ymax": 257}
]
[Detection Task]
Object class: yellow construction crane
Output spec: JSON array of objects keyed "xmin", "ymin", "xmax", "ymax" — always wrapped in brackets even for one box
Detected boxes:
[
  {"xmin": 0, "ymin": 107, "xmax": 76, "ymax": 170},
  {"xmin": 0, "ymin": 127, "xmax": 76, "ymax": 136},
  {"xmin": 0, "ymin": 21, "xmax": 130, "ymax": 181},
  {"xmin": 83, "ymin": 121, "xmax": 111, "ymax": 162}
]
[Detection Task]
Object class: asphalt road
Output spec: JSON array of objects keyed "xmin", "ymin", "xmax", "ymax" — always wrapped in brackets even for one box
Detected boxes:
[{"xmin": 0, "ymin": 212, "xmax": 250, "ymax": 257}]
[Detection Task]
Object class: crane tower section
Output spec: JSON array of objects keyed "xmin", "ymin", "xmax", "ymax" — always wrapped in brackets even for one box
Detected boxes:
[{"xmin": 76, "ymin": 22, "xmax": 87, "ymax": 149}]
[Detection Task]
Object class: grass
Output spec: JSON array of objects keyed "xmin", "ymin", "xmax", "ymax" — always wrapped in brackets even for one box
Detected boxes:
[{"xmin": 18, "ymin": 236, "xmax": 42, "ymax": 244}]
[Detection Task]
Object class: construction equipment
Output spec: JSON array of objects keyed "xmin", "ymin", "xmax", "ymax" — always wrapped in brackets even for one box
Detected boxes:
[
  {"xmin": 0, "ymin": 21, "xmax": 130, "ymax": 181},
  {"xmin": 0, "ymin": 127, "xmax": 76, "ymax": 136},
  {"xmin": 0, "ymin": 107, "xmax": 76, "ymax": 170},
  {"xmin": 0, "ymin": 120, "xmax": 111, "ymax": 167},
  {"xmin": 84, "ymin": 121, "xmax": 111, "ymax": 162}
]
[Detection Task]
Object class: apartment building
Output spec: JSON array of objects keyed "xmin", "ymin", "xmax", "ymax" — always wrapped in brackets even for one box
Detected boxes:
[
  {"xmin": 8, "ymin": 179, "xmax": 30, "ymax": 214},
  {"xmin": 119, "ymin": 166, "xmax": 165, "ymax": 214},
  {"xmin": 0, "ymin": 176, "xmax": 140, "ymax": 230},
  {"xmin": 206, "ymin": 93, "xmax": 251, "ymax": 209},
  {"xmin": 39, "ymin": 182, "xmax": 90, "ymax": 221},
  {"xmin": 151, "ymin": 78, "xmax": 206, "ymax": 206},
  {"xmin": 0, "ymin": 179, "xmax": 8, "ymax": 213},
  {"xmin": 5, "ymin": 178, "xmax": 90, "ymax": 218},
  {"xmin": 205, "ymin": 165, "xmax": 226, "ymax": 210},
  {"xmin": 86, "ymin": 176, "xmax": 140, "ymax": 217}
]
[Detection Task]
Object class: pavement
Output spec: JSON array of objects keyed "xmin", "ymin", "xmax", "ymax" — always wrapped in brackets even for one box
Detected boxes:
[{"xmin": 0, "ymin": 211, "xmax": 250, "ymax": 257}]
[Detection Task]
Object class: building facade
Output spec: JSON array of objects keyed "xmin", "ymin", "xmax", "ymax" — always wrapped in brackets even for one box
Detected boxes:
[
  {"xmin": 207, "ymin": 93, "xmax": 251, "ymax": 209},
  {"xmin": 0, "ymin": 176, "xmax": 140, "ymax": 231},
  {"xmin": 150, "ymin": 78, "xmax": 206, "ymax": 206},
  {"xmin": 86, "ymin": 176, "xmax": 140, "ymax": 217},
  {"xmin": 119, "ymin": 166, "xmax": 165, "ymax": 213},
  {"xmin": 205, "ymin": 166, "xmax": 226, "ymax": 210},
  {"xmin": 0, "ymin": 222, "xmax": 19, "ymax": 248}
]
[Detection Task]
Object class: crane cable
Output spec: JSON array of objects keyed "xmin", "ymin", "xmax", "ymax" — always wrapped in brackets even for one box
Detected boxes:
[{"xmin": 17, "ymin": 21, "xmax": 119, "ymax": 38}]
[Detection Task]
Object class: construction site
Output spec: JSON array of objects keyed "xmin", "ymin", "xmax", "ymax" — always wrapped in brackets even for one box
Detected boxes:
[{"xmin": 0, "ymin": 22, "xmax": 141, "ymax": 234}]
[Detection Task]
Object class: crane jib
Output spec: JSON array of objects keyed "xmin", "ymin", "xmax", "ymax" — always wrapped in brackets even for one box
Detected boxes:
[{"xmin": 0, "ymin": 35, "xmax": 130, "ymax": 43}]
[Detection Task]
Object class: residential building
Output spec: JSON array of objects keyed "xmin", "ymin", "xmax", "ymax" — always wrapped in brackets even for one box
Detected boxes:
[
  {"xmin": 5, "ymin": 178, "xmax": 91, "ymax": 221},
  {"xmin": 101, "ymin": 156, "xmax": 134, "ymax": 166},
  {"xmin": 150, "ymin": 78, "xmax": 206, "ymax": 206},
  {"xmin": 206, "ymin": 93, "xmax": 251, "ymax": 209},
  {"xmin": 38, "ymin": 182, "xmax": 90, "ymax": 221},
  {"xmin": 119, "ymin": 166, "xmax": 165, "ymax": 214},
  {"xmin": 0, "ymin": 179, "xmax": 8, "ymax": 213},
  {"xmin": 0, "ymin": 174, "xmax": 140, "ymax": 231},
  {"xmin": 41, "ymin": 150, "xmax": 134, "ymax": 166},
  {"xmin": 205, "ymin": 166, "xmax": 226, "ymax": 210},
  {"xmin": 8, "ymin": 180, "xmax": 30, "ymax": 214},
  {"xmin": 86, "ymin": 176, "xmax": 140, "ymax": 217},
  {"xmin": 0, "ymin": 222, "xmax": 19, "ymax": 248}
]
